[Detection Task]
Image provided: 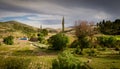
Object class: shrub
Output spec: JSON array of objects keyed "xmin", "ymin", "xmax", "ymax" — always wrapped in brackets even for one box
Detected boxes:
[
  {"xmin": 75, "ymin": 38, "xmax": 91, "ymax": 55},
  {"xmin": 76, "ymin": 48, "xmax": 98, "ymax": 56},
  {"xmin": 41, "ymin": 29, "xmax": 48, "ymax": 36},
  {"xmin": 48, "ymin": 33, "xmax": 69, "ymax": 50},
  {"xmin": 70, "ymin": 40, "xmax": 79, "ymax": 48},
  {"xmin": 75, "ymin": 45, "xmax": 82, "ymax": 54},
  {"xmin": 97, "ymin": 36, "xmax": 117, "ymax": 48},
  {"xmin": 52, "ymin": 51, "xmax": 87, "ymax": 69},
  {"xmin": 38, "ymin": 29, "xmax": 48, "ymax": 36},
  {"xmin": 87, "ymin": 49, "xmax": 97, "ymax": 56},
  {"xmin": 38, "ymin": 33, "xmax": 44, "ymax": 43},
  {"xmin": 3, "ymin": 36, "xmax": 14, "ymax": 45}
]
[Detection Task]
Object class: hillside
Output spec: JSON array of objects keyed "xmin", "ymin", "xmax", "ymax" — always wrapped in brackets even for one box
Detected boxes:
[{"xmin": 0, "ymin": 21, "xmax": 38, "ymax": 38}]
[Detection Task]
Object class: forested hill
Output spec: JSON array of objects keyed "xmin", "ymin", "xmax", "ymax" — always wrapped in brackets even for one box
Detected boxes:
[
  {"xmin": 97, "ymin": 19, "xmax": 120, "ymax": 35},
  {"xmin": 0, "ymin": 21, "xmax": 38, "ymax": 38}
]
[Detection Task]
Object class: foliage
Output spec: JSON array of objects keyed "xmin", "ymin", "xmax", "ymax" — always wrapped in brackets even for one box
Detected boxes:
[
  {"xmin": 48, "ymin": 33, "xmax": 69, "ymax": 50},
  {"xmin": 74, "ymin": 20, "xmax": 94, "ymax": 54},
  {"xmin": 86, "ymin": 49, "xmax": 97, "ymax": 56},
  {"xmin": 38, "ymin": 33, "xmax": 44, "ymax": 43},
  {"xmin": 70, "ymin": 40, "xmax": 79, "ymax": 48},
  {"xmin": 97, "ymin": 19, "xmax": 120, "ymax": 35},
  {"xmin": 37, "ymin": 29, "xmax": 48, "ymax": 43},
  {"xmin": 3, "ymin": 36, "xmax": 14, "ymax": 45},
  {"xmin": 0, "ymin": 57, "xmax": 31, "ymax": 69},
  {"xmin": 52, "ymin": 51, "xmax": 88, "ymax": 69},
  {"xmin": 75, "ymin": 45, "xmax": 82, "ymax": 54},
  {"xmin": 40, "ymin": 29, "xmax": 48, "ymax": 36},
  {"xmin": 97, "ymin": 36, "xmax": 117, "ymax": 48},
  {"xmin": 75, "ymin": 48, "xmax": 98, "ymax": 56},
  {"xmin": 75, "ymin": 38, "xmax": 91, "ymax": 55}
]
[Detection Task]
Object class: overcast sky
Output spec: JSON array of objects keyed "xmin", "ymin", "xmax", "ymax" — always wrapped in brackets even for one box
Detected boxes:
[{"xmin": 0, "ymin": 0, "xmax": 120, "ymax": 28}]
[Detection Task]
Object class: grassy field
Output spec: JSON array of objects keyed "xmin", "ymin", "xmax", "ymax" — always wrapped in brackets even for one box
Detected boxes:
[
  {"xmin": 0, "ymin": 40, "xmax": 120, "ymax": 69},
  {"xmin": 0, "ymin": 41, "xmax": 58, "ymax": 69}
]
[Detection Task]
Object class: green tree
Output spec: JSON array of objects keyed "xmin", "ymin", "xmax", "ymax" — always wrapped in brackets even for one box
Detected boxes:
[
  {"xmin": 3, "ymin": 36, "xmax": 14, "ymax": 45},
  {"xmin": 37, "ymin": 28, "xmax": 48, "ymax": 43},
  {"xmin": 41, "ymin": 29, "xmax": 48, "ymax": 36},
  {"xmin": 37, "ymin": 33, "xmax": 44, "ymax": 43},
  {"xmin": 48, "ymin": 33, "xmax": 69, "ymax": 50},
  {"xmin": 97, "ymin": 19, "xmax": 120, "ymax": 35}
]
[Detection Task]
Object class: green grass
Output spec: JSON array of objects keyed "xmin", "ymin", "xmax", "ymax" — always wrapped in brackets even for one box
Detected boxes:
[
  {"xmin": 100, "ymin": 35, "xmax": 120, "ymax": 40},
  {"xmin": 0, "ymin": 55, "xmax": 56, "ymax": 69},
  {"xmin": 73, "ymin": 55, "xmax": 120, "ymax": 69},
  {"xmin": 0, "ymin": 43, "xmax": 120, "ymax": 69},
  {"xmin": 114, "ymin": 35, "xmax": 120, "ymax": 40},
  {"xmin": 88, "ymin": 56, "xmax": 120, "ymax": 69},
  {"xmin": 0, "ymin": 43, "xmax": 57, "ymax": 69}
]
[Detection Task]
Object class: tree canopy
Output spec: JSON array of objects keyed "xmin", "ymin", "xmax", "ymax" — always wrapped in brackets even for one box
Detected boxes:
[{"xmin": 97, "ymin": 19, "xmax": 120, "ymax": 35}]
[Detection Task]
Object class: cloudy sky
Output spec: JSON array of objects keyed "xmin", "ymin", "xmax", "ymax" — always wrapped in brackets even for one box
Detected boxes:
[{"xmin": 0, "ymin": 0, "xmax": 120, "ymax": 28}]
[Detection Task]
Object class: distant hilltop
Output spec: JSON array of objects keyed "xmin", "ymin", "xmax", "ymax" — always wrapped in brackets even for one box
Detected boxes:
[{"xmin": 0, "ymin": 21, "xmax": 38, "ymax": 38}]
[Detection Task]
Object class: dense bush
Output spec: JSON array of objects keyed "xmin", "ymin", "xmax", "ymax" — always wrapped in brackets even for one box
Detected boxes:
[
  {"xmin": 97, "ymin": 36, "xmax": 117, "ymax": 48},
  {"xmin": 75, "ymin": 48, "xmax": 98, "ymax": 56},
  {"xmin": 37, "ymin": 29, "xmax": 48, "ymax": 43},
  {"xmin": 3, "ymin": 36, "xmax": 14, "ymax": 45},
  {"xmin": 52, "ymin": 51, "xmax": 88, "ymax": 69},
  {"xmin": 38, "ymin": 33, "xmax": 44, "ymax": 43},
  {"xmin": 48, "ymin": 33, "xmax": 69, "ymax": 50},
  {"xmin": 86, "ymin": 49, "xmax": 98, "ymax": 56},
  {"xmin": 41, "ymin": 29, "xmax": 48, "ymax": 36},
  {"xmin": 75, "ymin": 45, "xmax": 83, "ymax": 55},
  {"xmin": 75, "ymin": 38, "xmax": 91, "ymax": 55}
]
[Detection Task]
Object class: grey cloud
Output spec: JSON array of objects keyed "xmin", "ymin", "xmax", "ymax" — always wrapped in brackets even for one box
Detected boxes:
[
  {"xmin": 0, "ymin": 0, "xmax": 120, "ymax": 21},
  {"xmin": 0, "ymin": 2, "xmax": 38, "ymax": 13}
]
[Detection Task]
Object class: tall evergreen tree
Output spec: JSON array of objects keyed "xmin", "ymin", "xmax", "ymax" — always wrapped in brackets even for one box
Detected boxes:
[
  {"xmin": 40, "ymin": 25, "xmax": 42, "ymax": 30},
  {"xmin": 38, "ymin": 25, "xmax": 42, "ymax": 33},
  {"xmin": 62, "ymin": 16, "xmax": 64, "ymax": 33}
]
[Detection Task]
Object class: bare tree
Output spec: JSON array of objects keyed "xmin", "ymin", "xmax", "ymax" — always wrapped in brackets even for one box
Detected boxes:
[
  {"xmin": 75, "ymin": 20, "xmax": 95, "ymax": 39},
  {"xmin": 74, "ymin": 20, "xmax": 95, "ymax": 53}
]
